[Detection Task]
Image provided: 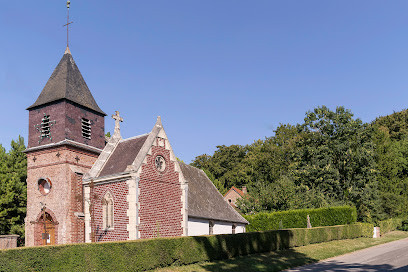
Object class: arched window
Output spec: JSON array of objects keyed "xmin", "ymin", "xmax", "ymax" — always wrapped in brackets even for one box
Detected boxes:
[
  {"xmin": 102, "ymin": 192, "xmax": 114, "ymax": 230},
  {"xmin": 232, "ymin": 224, "xmax": 236, "ymax": 234}
]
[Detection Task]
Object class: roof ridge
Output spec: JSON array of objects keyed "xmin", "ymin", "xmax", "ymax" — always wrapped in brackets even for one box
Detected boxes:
[
  {"xmin": 120, "ymin": 133, "xmax": 150, "ymax": 142},
  {"xmin": 232, "ymin": 186, "xmax": 245, "ymax": 196}
]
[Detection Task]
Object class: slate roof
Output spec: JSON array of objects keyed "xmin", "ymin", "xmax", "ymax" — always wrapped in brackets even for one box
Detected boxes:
[
  {"xmin": 98, "ymin": 134, "xmax": 149, "ymax": 177},
  {"xmin": 27, "ymin": 49, "xmax": 106, "ymax": 115},
  {"xmin": 179, "ymin": 162, "xmax": 248, "ymax": 224}
]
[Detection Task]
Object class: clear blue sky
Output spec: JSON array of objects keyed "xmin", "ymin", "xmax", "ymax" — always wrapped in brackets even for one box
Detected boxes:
[{"xmin": 1, "ymin": 1, "xmax": 408, "ymax": 163}]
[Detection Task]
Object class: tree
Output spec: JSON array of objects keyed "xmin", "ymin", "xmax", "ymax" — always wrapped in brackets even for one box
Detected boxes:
[
  {"xmin": 191, "ymin": 145, "xmax": 250, "ymax": 192},
  {"xmin": 291, "ymin": 106, "xmax": 380, "ymax": 222},
  {"xmin": 0, "ymin": 136, "xmax": 27, "ymax": 242}
]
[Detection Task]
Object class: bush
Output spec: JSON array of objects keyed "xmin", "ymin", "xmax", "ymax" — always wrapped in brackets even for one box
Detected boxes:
[
  {"xmin": 244, "ymin": 206, "xmax": 357, "ymax": 232},
  {"xmin": 0, "ymin": 223, "xmax": 372, "ymax": 272},
  {"xmin": 378, "ymin": 218, "xmax": 403, "ymax": 234},
  {"xmin": 399, "ymin": 219, "xmax": 408, "ymax": 231}
]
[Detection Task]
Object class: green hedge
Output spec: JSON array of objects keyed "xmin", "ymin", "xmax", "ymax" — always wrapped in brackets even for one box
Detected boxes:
[
  {"xmin": 0, "ymin": 223, "xmax": 372, "ymax": 272},
  {"xmin": 378, "ymin": 218, "xmax": 403, "ymax": 235},
  {"xmin": 244, "ymin": 206, "xmax": 357, "ymax": 232}
]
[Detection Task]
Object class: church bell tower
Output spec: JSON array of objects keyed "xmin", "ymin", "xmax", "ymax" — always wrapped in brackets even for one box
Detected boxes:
[{"xmin": 24, "ymin": 47, "xmax": 106, "ymax": 246}]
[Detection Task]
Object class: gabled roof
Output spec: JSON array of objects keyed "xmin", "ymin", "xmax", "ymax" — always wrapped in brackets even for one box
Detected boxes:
[
  {"xmin": 85, "ymin": 116, "xmax": 248, "ymax": 225},
  {"xmin": 179, "ymin": 163, "xmax": 248, "ymax": 224},
  {"xmin": 27, "ymin": 48, "xmax": 106, "ymax": 116},
  {"xmin": 98, "ymin": 134, "xmax": 149, "ymax": 177},
  {"xmin": 224, "ymin": 186, "xmax": 245, "ymax": 198}
]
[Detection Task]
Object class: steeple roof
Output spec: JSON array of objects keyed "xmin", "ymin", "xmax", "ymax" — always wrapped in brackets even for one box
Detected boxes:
[{"xmin": 27, "ymin": 48, "xmax": 106, "ymax": 116}]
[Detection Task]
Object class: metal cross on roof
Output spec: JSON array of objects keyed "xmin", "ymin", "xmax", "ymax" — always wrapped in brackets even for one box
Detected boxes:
[
  {"xmin": 63, "ymin": 0, "xmax": 74, "ymax": 48},
  {"xmin": 112, "ymin": 111, "xmax": 124, "ymax": 135}
]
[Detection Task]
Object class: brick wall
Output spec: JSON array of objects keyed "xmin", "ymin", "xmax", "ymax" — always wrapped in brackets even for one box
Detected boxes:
[
  {"xmin": 138, "ymin": 145, "xmax": 183, "ymax": 239},
  {"xmin": 25, "ymin": 145, "xmax": 98, "ymax": 246},
  {"xmin": 92, "ymin": 181, "xmax": 129, "ymax": 242},
  {"xmin": 224, "ymin": 190, "xmax": 242, "ymax": 207},
  {"xmin": 28, "ymin": 101, "xmax": 105, "ymax": 150}
]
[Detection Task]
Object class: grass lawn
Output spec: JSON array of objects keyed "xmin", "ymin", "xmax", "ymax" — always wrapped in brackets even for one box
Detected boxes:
[{"xmin": 151, "ymin": 231, "xmax": 408, "ymax": 272}]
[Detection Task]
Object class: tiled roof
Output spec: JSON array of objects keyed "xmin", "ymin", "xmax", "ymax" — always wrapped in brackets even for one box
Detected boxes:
[
  {"xmin": 179, "ymin": 163, "xmax": 248, "ymax": 224},
  {"xmin": 224, "ymin": 186, "xmax": 245, "ymax": 197},
  {"xmin": 98, "ymin": 134, "xmax": 149, "ymax": 177},
  {"xmin": 27, "ymin": 50, "xmax": 106, "ymax": 115}
]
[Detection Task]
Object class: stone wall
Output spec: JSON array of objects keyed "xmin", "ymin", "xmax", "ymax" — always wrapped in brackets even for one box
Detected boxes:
[{"xmin": 0, "ymin": 235, "xmax": 19, "ymax": 249}]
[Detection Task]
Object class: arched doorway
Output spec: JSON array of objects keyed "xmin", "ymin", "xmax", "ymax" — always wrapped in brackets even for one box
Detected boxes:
[{"xmin": 36, "ymin": 211, "xmax": 57, "ymax": 246}]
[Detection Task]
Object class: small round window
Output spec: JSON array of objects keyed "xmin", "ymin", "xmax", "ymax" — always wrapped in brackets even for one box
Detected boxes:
[{"xmin": 38, "ymin": 178, "xmax": 52, "ymax": 195}]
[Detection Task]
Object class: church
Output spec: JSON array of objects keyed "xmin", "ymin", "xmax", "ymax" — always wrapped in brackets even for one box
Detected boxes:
[{"xmin": 24, "ymin": 47, "xmax": 248, "ymax": 246}]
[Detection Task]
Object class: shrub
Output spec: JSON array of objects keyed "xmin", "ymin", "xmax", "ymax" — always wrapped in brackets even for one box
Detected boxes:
[
  {"xmin": 378, "ymin": 218, "xmax": 403, "ymax": 234},
  {"xmin": 399, "ymin": 219, "xmax": 408, "ymax": 232},
  {"xmin": 0, "ymin": 223, "xmax": 372, "ymax": 272},
  {"xmin": 244, "ymin": 206, "xmax": 357, "ymax": 232}
]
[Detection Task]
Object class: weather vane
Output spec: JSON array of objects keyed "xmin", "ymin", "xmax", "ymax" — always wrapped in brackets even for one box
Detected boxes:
[{"xmin": 63, "ymin": 0, "xmax": 73, "ymax": 48}]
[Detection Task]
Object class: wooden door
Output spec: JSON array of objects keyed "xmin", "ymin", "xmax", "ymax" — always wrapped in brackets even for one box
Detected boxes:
[{"xmin": 41, "ymin": 213, "xmax": 56, "ymax": 246}]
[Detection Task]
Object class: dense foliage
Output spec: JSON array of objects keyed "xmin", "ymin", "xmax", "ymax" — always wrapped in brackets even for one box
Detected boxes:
[
  {"xmin": 378, "ymin": 218, "xmax": 403, "ymax": 234},
  {"xmin": 244, "ymin": 206, "xmax": 357, "ymax": 232},
  {"xmin": 0, "ymin": 136, "xmax": 27, "ymax": 243},
  {"xmin": 0, "ymin": 223, "xmax": 372, "ymax": 271},
  {"xmin": 192, "ymin": 106, "xmax": 408, "ymax": 222}
]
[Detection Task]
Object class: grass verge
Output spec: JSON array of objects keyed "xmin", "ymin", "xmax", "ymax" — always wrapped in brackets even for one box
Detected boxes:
[{"xmin": 152, "ymin": 231, "xmax": 408, "ymax": 272}]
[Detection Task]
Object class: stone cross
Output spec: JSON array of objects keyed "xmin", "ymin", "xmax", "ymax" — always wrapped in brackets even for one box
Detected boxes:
[{"xmin": 112, "ymin": 111, "xmax": 123, "ymax": 136}]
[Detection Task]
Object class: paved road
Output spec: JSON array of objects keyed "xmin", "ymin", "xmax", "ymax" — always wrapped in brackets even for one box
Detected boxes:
[{"xmin": 286, "ymin": 238, "xmax": 408, "ymax": 271}]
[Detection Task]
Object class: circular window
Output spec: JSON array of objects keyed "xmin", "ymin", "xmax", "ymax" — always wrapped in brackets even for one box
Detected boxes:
[
  {"xmin": 155, "ymin": 155, "xmax": 166, "ymax": 172},
  {"xmin": 38, "ymin": 178, "xmax": 52, "ymax": 195}
]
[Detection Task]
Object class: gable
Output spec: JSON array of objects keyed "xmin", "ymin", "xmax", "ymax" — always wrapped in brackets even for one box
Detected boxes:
[{"xmin": 224, "ymin": 186, "xmax": 245, "ymax": 198}]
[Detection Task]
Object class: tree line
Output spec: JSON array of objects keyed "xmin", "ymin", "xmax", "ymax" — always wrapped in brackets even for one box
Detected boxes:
[
  {"xmin": 192, "ymin": 106, "xmax": 408, "ymax": 223},
  {"xmin": 0, "ymin": 105, "xmax": 407, "ymax": 239},
  {"xmin": 0, "ymin": 136, "xmax": 27, "ymax": 240}
]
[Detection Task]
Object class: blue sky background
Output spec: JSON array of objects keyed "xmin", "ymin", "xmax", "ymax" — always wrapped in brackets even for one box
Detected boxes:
[{"xmin": 1, "ymin": 1, "xmax": 408, "ymax": 162}]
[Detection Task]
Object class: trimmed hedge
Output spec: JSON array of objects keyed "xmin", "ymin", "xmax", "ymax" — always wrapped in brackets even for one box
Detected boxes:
[
  {"xmin": 244, "ymin": 206, "xmax": 357, "ymax": 232},
  {"xmin": 0, "ymin": 223, "xmax": 372, "ymax": 272},
  {"xmin": 378, "ymin": 218, "xmax": 403, "ymax": 235}
]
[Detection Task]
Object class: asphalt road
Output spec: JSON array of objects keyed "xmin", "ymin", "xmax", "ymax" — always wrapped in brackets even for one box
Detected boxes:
[{"xmin": 286, "ymin": 238, "xmax": 408, "ymax": 272}]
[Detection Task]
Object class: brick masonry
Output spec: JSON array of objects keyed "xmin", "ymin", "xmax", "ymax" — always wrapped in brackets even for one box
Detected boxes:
[
  {"xmin": 25, "ymin": 143, "xmax": 100, "ymax": 246},
  {"xmin": 91, "ymin": 181, "xmax": 129, "ymax": 242},
  {"xmin": 26, "ymin": 97, "xmax": 105, "ymax": 246},
  {"xmin": 28, "ymin": 100, "xmax": 105, "ymax": 150},
  {"xmin": 138, "ymin": 144, "xmax": 183, "ymax": 239}
]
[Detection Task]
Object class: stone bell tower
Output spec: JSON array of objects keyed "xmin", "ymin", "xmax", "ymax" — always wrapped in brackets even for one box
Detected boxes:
[{"xmin": 24, "ymin": 47, "xmax": 106, "ymax": 246}]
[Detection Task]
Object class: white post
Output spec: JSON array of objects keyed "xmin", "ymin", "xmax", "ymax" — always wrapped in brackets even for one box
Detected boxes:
[{"xmin": 373, "ymin": 227, "xmax": 380, "ymax": 238}]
